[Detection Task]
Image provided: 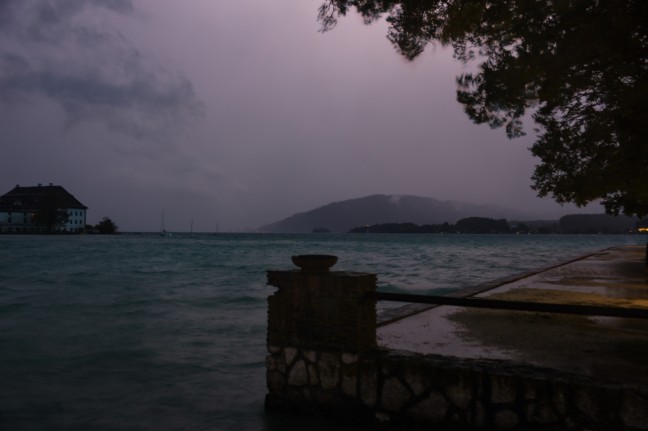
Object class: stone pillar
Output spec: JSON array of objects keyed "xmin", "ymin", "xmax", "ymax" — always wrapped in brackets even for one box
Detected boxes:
[
  {"xmin": 265, "ymin": 262, "xmax": 378, "ymax": 415},
  {"xmin": 266, "ymin": 267, "xmax": 377, "ymax": 352}
]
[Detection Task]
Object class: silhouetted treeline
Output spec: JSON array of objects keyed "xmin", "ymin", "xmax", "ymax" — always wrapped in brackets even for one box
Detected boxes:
[
  {"xmin": 558, "ymin": 214, "xmax": 638, "ymax": 234},
  {"xmin": 349, "ymin": 215, "xmax": 643, "ymax": 234},
  {"xmin": 349, "ymin": 217, "xmax": 511, "ymax": 234}
]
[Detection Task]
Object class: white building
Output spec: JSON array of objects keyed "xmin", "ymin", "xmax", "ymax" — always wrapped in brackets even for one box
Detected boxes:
[{"xmin": 0, "ymin": 183, "xmax": 88, "ymax": 233}]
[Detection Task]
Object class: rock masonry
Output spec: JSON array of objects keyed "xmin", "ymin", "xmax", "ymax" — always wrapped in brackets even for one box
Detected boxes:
[{"xmin": 266, "ymin": 267, "xmax": 648, "ymax": 430}]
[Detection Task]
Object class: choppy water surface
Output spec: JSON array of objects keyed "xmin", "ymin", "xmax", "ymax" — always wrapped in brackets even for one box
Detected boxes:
[{"xmin": 0, "ymin": 233, "xmax": 641, "ymax": 430}]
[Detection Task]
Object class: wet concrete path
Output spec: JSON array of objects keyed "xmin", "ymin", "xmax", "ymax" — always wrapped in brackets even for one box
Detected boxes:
[{"xmin": 377, "ymin": 245, "xmax": 648, "ymax": 385}]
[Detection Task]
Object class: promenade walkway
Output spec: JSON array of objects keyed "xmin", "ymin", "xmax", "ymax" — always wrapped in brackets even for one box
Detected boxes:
[{"xmin": 377, "ymin": 245, "xmax": 648, "ymax": 385}]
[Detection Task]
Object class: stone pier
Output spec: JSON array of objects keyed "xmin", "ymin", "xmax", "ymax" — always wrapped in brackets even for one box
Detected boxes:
[{"xmin": 265, "ymin": 250, "xmax": 648, "ymax": 430}]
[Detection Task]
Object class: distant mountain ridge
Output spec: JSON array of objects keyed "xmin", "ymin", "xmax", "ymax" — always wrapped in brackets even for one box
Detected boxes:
[{"xmin": 259, "ymin": 194, "xmax": 531, "ymax": 233}]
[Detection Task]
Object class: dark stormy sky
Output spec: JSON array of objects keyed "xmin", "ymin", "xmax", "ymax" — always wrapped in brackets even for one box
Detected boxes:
[{"xmin": 0, "ymin": 0, "xmax": 601, "ymax": 232}]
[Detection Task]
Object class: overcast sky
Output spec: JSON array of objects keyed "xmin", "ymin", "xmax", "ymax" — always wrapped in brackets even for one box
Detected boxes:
[{"xmin": 0, "ymin": 0, "xmax": 601, "ymax": 232}]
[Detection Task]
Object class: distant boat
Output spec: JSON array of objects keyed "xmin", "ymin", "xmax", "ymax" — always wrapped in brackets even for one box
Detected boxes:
[
  {"xmin": 160, "ymin": 211, "xmax": 171, "ymax": 237},
  {"xmin": 213, "ymin": 222, "xmax": 219, "ymax": 236},
  {"xmin": 189, "ymin": 219, "xmax": 194, "ymax": 236}
]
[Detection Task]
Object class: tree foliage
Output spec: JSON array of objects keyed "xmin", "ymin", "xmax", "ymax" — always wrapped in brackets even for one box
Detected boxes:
[
  {"xmin": 96, "ymin": 217, "xmax": 118, "ymax": 234},
  {"xmin": 318, "ymin": 0, "xmax": 648, "ymax": 216}
]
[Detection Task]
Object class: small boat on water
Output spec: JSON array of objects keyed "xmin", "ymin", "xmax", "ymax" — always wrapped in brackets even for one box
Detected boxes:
[{"xmin": 160, "ymin": 211, "xmax": 172, "ymax": 237}]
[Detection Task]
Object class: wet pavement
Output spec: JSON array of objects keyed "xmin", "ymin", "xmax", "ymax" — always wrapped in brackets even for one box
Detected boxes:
[{"xmin": 377, "ymin": 245, "xmax": 648, "ymax": 385}]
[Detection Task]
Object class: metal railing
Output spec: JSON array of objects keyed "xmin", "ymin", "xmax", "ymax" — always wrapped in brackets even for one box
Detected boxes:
[{"xmin": 369, "ymin": 291, "xmax": 648, "ymax": 319}]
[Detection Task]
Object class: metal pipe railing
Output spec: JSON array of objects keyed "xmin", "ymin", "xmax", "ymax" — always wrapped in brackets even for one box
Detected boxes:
[{"xmin": 369, "ymin": 291, "xmax": 648, "ymax": 319}]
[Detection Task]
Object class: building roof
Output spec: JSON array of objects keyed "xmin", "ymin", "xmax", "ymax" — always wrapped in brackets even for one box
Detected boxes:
[{"xmin": 0, "ymin": 184, "xmax": 88, "ymax": 212}]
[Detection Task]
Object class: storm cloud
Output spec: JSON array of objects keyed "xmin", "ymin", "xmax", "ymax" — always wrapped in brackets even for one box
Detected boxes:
[
  {"xmin": 0, "ymin": 0, "xmax": 202, "ymax": 139},
  {"xmin": 0, "ymin": 0, "xmax": 602, "ymax": 232}
]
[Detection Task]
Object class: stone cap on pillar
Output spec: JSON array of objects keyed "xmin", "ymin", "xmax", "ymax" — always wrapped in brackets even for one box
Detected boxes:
[{"xmin": 291, "ymin": 254, "xmax": 338, "ymax": 272}]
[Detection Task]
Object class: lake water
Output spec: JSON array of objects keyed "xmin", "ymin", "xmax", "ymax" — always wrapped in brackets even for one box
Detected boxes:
[{"xmin": 0, "ymin": 233, "xmax": 643, "ymax": 430}]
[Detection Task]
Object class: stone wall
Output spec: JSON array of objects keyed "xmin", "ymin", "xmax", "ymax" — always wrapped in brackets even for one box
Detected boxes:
[
  {"xmin": 266, "ymin": 346, "xmax": 648, "ymax": 430},
  {"xmin": 266, "ymin": 267, "xmax": 648, "ymax": 430}
]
